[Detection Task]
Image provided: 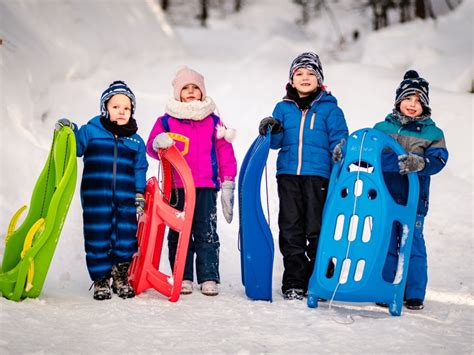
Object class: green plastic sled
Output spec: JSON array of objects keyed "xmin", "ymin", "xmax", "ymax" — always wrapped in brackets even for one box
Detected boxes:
[{"xmin": 0, "ymin": 126, "xmax": 77, "ymax": 301}]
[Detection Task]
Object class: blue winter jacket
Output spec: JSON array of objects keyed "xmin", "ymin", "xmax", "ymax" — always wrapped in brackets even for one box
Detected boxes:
[
  {"xmin": 75, "ymin": 116, "xmax": 148, "ymax": 198},
  {"xmin": 270, "ymin": 91, "xmax": 348, "ymax": 178},
  {"xmin": 374, "ymin": 114, "xmax": 448, "ymax": 216}
]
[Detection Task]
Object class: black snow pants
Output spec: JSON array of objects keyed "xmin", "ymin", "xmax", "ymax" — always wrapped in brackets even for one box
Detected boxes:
[{"xmin": 277, "ymin": 174, "xmax": 328, "ymax": 293}]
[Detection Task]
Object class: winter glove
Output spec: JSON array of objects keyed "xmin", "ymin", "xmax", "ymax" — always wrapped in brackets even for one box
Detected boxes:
[
  {"xmin": 55, "ymin": 118, "xmax": 76, "ymax": 131},
  {"xmin": 152, "ymin": 133, "xmax": 174, "ymax": 152},
  {"xmin": 258, "ymin": 116, "xmax": 282, "ymax": 136},
  {"xmin": 135, "ymin": 193, "xmax": 145, "ymax": 215},
  {"xmin": 220, "ymin": 180, "xmax": 235, "ymax": 224},
  {"xmin": 332, "ymin": 139, "xmax": 345, "ymax": 162},
  {"xmin": 398, "ymin": 154, "xmax": 425, "ymax": 175}
]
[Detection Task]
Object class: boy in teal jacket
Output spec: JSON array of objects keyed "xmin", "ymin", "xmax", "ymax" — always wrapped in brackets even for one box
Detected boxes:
[{"xmin": 374, "ymin": 70, "xmax": 448, "ymax": 310}]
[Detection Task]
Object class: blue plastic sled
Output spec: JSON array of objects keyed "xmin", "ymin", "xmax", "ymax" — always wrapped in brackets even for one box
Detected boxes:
[
  {"xmin": 238, "ymin": 131, "xmax": 274, "ymax": 301},
  {"xmin": 307, "ymin": 128, "xmax": 419, "ymax": 316}
]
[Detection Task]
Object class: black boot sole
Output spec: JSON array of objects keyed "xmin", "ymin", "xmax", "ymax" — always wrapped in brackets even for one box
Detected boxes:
[{"xmin": 112, "ymin": 286, "xmax": 135, "ymax": 299}]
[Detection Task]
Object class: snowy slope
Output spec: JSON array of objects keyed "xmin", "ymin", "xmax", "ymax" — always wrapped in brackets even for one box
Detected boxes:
[{"xmin": 0, "ymin": 0, "xmax": 473, "ymax": 353}]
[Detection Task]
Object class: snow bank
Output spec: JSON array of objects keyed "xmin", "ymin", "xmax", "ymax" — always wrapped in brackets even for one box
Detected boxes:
[
  {"xmin": 0, "ymin": 0, "xmax": 181, "ymax": 228},
  {"xmin": 361, "ymin": 0, "xmax": 473, "ymax": 93}
]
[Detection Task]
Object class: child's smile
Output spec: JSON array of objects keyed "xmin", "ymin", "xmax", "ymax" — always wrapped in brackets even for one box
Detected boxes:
[
  {"xmin": 400, "ymin": 95, "xmax": 423, "ymax": 117},
  {"xmin": 291, "ymin": 67, "xmax": 319, "ymax": 97}
]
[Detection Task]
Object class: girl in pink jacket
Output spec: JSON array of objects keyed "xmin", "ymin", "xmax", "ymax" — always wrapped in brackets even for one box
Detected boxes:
[{"xmin": 146, "ymin": 66, "xmax": 237, "ymax": 296}]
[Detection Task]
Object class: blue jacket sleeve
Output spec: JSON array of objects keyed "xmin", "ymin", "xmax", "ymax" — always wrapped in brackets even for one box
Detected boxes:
[
  {"xmin": 75, "ymin": 123, "xmax": 89, "ymax": 158},
  {"xmin": 420, "ymin": 146, "xmax": 448, "ymax": 176},
  {"xmin": 134, "ymin": 141, "xmax": 149, "ymax": 193},
  {"xmin": 327, "ymin": 106, "xmax": 349, "ymax": 152},
  {"xmin": 269, "ymin": 104, "xmax": 284, "ymax": 149}
]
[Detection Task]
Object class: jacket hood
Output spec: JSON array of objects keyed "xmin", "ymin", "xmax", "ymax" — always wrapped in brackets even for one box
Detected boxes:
[
  {"xmin": 283, "ymin": 90, "xmax": 337, "ymax": 109},
  {"xmin": 386, "ymin": 113, "xmax": 435, "ymax": 127}
]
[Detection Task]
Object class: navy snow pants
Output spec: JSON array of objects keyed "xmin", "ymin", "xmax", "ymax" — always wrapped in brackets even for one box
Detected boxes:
[{"xmin": 168, "ymin": 188, "xmax": 220, "ymax": 284}]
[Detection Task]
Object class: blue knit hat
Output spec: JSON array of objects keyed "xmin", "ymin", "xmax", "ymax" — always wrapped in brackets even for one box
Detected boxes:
[
  {"xmin": 395, "ymin": 70, "xmax": 430, "ymax": 113},
  {"xmin": 289, "ymin": 52, "xmax": 324, "ymax": 85},
  {"xmin": 100, "ymin": 80, "xmax": 136, "ymax": 119}
]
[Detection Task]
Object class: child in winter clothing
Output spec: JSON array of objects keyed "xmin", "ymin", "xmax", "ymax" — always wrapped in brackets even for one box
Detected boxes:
[
  {"xmin": 373, "ymin": 70, "xmax": 448, "ymax": 310},
  {"xmin": 146, "ymin": 66, "xmax": 237, "ymax": 296},
  {"xmin": 56, "ymin": 81, "xmax": 148, "ymax": 300},
  {"xmin": 259, "ymin": 52, "xmax": 348, "ymax": 300}
]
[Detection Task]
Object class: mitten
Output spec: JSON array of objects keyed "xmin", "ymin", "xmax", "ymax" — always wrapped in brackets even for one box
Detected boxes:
[
  {"xmin": 398, "ymin": 154, "xmax": 425, "ymax": 175},
  {"xmin": 135, "ymin": 193, "xmax": 145, "ymax": 214},
  {"xmin": 258, "ymin": 116, "xmax": 282, "ymax": 136},
  {"xmin": 152, "ymin": 133, "xmax": 174, "ymax": 152},
  {"xmin": 332, "ymin": 139, "xmax": 345, "ymax": 162},
  {"xmin": 55, "ymin": 118, "xmax": 76, "ymax": 131},
  {"xmin": 220, "ymin": 180, "xmax": 235, "ymax": 224}
]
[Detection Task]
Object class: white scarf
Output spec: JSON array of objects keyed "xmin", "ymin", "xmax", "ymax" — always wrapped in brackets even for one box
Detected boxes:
[
  {"xmin": 165, "ymin": 96, "xmax": 236, "ymax": 142},
  {"xmin": 165, "ymin": 96, "xmax": 216, "ymax": 121}
]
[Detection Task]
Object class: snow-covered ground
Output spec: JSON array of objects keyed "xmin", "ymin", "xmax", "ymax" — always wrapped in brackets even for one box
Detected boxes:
[{"xmin": 1, "ymin": 0, "xmax": 472, "ymax": 353}]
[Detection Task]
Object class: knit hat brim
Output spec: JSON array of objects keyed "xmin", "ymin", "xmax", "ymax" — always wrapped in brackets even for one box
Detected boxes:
[
  {"xmin": 395, "ymin": 70, "xmax": 430, "ymax": 113},
  {"xmin": 289, "ymin": 52, "xmax": 324, "ymax": 85},
  {"xmin": 100, "ymin": 81, "xmax": 136, "ymax": 119},
  {"xmin": 172, "ymin": 66, "xmax": 206, "ymax": 101}
]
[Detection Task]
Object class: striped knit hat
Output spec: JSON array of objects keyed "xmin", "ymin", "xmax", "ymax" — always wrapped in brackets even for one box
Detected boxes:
[
  {"xmin": 395, "ymin": 70, "xmax": 430, "ymax": 113},
  {"xmin": 289, "ymin": 52, "xmax": 324, "ymax": 85},
  {"xmin": 100, "ymin": 80, "xmax": 136, "ymax": 119}
]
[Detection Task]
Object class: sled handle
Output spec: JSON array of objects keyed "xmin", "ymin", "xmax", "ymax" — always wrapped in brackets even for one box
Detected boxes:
[
  {"xmin": 167, "ymin": 133, "xmax": 190, "ymax": 156},
  {"xmin": 21, "ymin": 218, "xmax": 45, "ymax": 258},
  {"xmin": 5, "ymin": 205, "xmax": 28, "ymax": 243},
  {"xmin": 20, "ymin": 218, "xmax": 45, "ymax": 292}
]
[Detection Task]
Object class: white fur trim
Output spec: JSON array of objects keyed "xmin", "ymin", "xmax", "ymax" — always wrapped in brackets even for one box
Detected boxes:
[
  {"xmin": 224, "ymin": 128, "xmax": 236, "ymax": 142},
  {"xmin": 216, "ymin": 124, "xmax": 226, "ymax": 139},
  {"xmin": 215, "ymin": 124, "xmax": 236, "ymax": 142},
  {"xmin": 165, "ymin": 96, "xmax": 216, "ymax": 121}
]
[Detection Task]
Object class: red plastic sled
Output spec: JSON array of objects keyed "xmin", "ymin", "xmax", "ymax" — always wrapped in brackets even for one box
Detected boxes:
[{"xmin": 128, "ymin": 145, "xmax": 195, "ymax": 302}]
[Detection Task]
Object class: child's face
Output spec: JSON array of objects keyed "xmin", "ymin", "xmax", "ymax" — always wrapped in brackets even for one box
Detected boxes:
[
  {"xmin": 292, "ymin": 67, "xmax": 319, "ymax": 97},
  {"xmin": 107, "ymin": 94, "xmax": 132, "ymax": 125},
  {"xmin": 399, "ymin": 95, "xmax": 423, "ymax": 117},
  {"xmin": 180, "ymin": 84, "xmax": 202, "ymax": 102}
]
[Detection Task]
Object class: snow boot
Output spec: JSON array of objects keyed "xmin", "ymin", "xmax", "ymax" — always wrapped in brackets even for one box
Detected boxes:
[
  {"xmin": 201, "ymin": 281, "xmax": 218, "ymax": 296},
  {"xmin": 283, "ymin": 288, "xmax": 304, "ymax": 300},
  {"xmin": 405, "ymin": 299, "xmax": 424, "ymax": 310},
  {"xmin": 92, "ymin": 278, "xmax": 112, "ymax": 300},
  {"xmin": 181, "ymin": 280, "xmax": 193, "ymax": 295},
  {"xmin": 111, "ymin": 262, "xmax": 135, "ymax": 299}
]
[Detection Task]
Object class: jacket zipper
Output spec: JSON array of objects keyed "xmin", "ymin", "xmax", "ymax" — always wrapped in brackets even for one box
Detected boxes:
[
  {"xmin": 297, "ymin": 110, "xmax": 308, "ymax": 175},
  {"xmin": 112, "ymin": 136, "xmax": 118, "ymax": 200}
]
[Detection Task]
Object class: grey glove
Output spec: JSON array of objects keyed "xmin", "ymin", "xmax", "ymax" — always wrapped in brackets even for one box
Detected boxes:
[
  {"xmin": 220, "ymin": 180, "xmax": 235, "ymax": 224},
  {"xmin": 55, "ymin": 118, "xmax": 76, "ymax": 131},
  {"xmin": 258, "ymin": 116, "xmax": 282, "ymax": 136},
  {"xmin": 135, "ymin": 193, "xmax": 145, "ymax": 214},
  {"xmin": 398, "ymin": 154, "xmax": 425, "ymax": 175},
  {"xmin": 152, "ymin": 133, "xmax": 174, "ymax": 152},
  {"xmin": 332, "ymin": 139, "xmax": 345, "ymax": 162}
]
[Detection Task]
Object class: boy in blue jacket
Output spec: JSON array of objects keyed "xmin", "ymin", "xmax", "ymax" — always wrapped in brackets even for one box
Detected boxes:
[
  {"xmin": 373, "ymin": 70, "xmax": 448, "ymax": 310},
  {"xmin": 56, "ymin": 81, "xmax": 148, "ymax": 300},
  {"xmin": 259, "ymin": 52, "xmax": 348, "ymax": 300}
]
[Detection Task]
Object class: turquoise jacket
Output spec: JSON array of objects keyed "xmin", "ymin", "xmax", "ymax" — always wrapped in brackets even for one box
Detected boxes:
[{"xmin": 374, "ymin": 113, "xmax": 448, "ymax": 215}]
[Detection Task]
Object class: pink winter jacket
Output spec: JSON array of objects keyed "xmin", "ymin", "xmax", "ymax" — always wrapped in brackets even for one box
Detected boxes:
[{"xmin": 146, "ymin": 101, "xmax": 237, "ymax": 189}]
